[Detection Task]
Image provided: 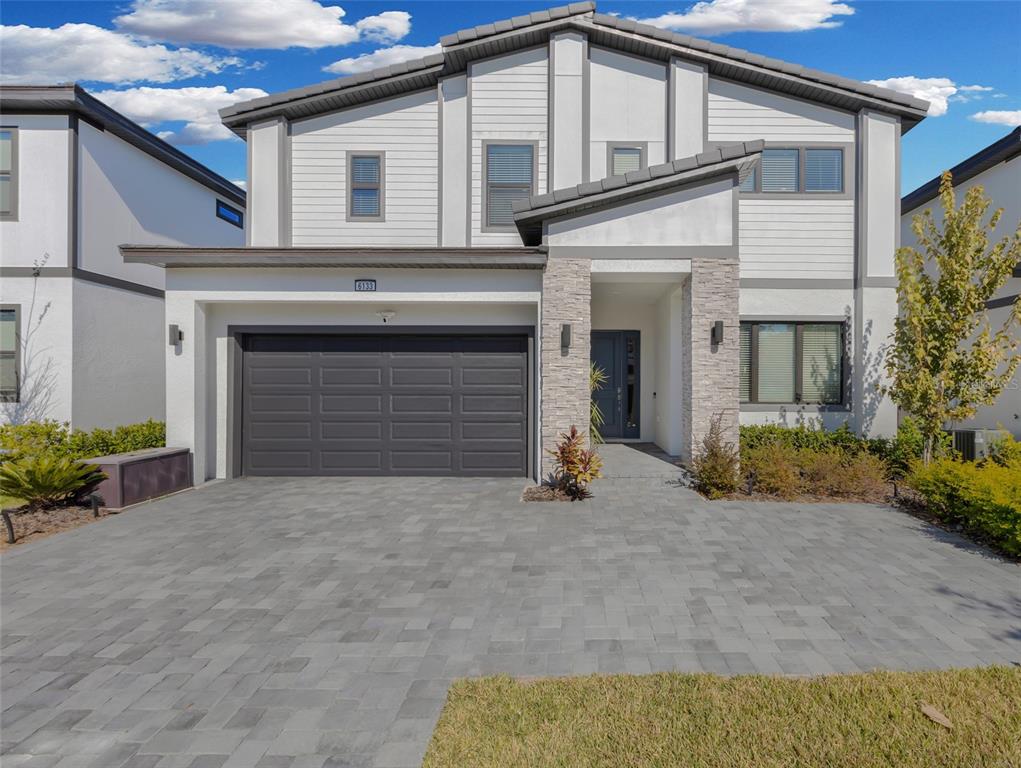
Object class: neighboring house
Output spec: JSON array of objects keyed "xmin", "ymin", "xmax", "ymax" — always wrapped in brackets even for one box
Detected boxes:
[
  {"xmin": 0, "ymin": 84, "xmax": 246, "ymax": 429},
  {"xmin": 900, "ymin": 127, "xmax": 1021, "ymax": 439},
  {"xmin": 121, "ymin": 2, "xmax": 928, "ymax": 481}
]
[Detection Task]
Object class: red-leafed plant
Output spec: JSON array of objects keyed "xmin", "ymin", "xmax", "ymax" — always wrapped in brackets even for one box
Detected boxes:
[{"xmin": 547, "ymin": 426, "xmax": 603, "ymax": 501}]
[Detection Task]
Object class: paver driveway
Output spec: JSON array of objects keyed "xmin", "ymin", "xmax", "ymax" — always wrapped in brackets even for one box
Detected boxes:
[{"xmin": 2, "ymin": 451, "xmax": 1019, "ymax": 767}]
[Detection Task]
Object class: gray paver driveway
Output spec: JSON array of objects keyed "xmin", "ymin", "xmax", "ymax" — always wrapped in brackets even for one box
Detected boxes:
[{"xmin": 3, "ymin": 456, "xmax": 1019, "ymax": 768}]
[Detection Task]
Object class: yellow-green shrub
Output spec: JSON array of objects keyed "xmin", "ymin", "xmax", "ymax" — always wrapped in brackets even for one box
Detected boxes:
[
  {"xmin": 0, "ymin": 420, "xmax": 165, "ymax": 462},
  {"xmin": 743, "ymin": 444, "xmax": 805, "ymax": 499}
]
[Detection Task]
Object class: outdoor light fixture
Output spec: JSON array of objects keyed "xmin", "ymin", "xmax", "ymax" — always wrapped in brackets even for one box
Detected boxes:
[
  {"xmin": 711, "ymin": 320, "xmax": 724, "ymax": 345},
  {"xmin": 561, "ymin": 323, "xmax": 571, "ymax": 352},
  {"xmin": 168, "ymin": 324, "xmax": 182, "ymax": 345},
  {"xmin": 376, "ymin": 310, "xmax": 396, "ymax": 324}
]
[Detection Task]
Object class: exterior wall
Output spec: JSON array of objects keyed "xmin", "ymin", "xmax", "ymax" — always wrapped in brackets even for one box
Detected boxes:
[
  {"xmin": 539, "ymin": 257, "xmax": 591, "ymax": 473},
  {"xmin": 655, "ymin": 286, "xmax": 685, "ymax": 453},
  {"xmin": 708, "ymin": 79, "xmax": 855, "ymax": 143},
  {"xmin": 247, "ymin": 118, "xmax": 286, "ymax": 246},
  {"xmin": 440, "ymin": 75, "xmax": 469, "ymax": 246},
  {"xmin": 291, "ymin": 90, "xmax": 439, "ymax": 246},
  {"xmin": 588, "ymin": 47, "xmax": 667, "ymax": 180},
  {"xmin": 670, "ymin": 58, "xmax": 707, "ymax": 159},
  {"xmin": 0, "ymin": 114, "xmax": 72, "ymax": 269},
  {"xmin": 71, "ymin": 279, "xmax": 165, "ymax": 429},
  {"xmin": 470, "ymin": 47, "xmax": 549, "ymax": 245},
  {"xmin": 550, "ymin": 31, "xmax": 587, "ymax": 189}
]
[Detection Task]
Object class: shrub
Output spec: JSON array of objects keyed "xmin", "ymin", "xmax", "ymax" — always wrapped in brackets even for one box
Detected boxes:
[
  {"xmin": 740, "ymin": 422, "xmax": 866, "ymax": 456},
  {"xmin": 909, "ymin": 458, "xmax": 1021, "ymax": 556},
  {"xmin": 798, "ymin": 449, "xmax": 846, "ymax": 496},
  {"xmin": 691, "ymin": 413, "xmax": 740, "ymax": 499},
  {"xmin": 743, "ymin": 444, "xmax": 805, "ymax": 499},
  {"xmin": 0, "ymin": 420, "xmax": 165, "ymax": 462},
  {"xmin": 834, "ymin": 452, "xmax": 889, "ymax": 498},
  {"xmin": 741, "ymin": 444, "xmax": 888, "ymax": 500},
  {"xmin": 547, "ymin": 426, "xmax": 603, "ymax": 501},
  {"xmin": 0, "ymin": 454, "xmax": 106, "ymax": 509},
  {"xmin": 985, "ymin": 433, "xmax": 1021, "ymax": 469}
]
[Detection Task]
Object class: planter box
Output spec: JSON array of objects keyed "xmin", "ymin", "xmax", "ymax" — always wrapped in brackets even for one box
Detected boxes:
[{"xmin": 83, "ymin": 447, "xmax": 192, "ymax": 509}]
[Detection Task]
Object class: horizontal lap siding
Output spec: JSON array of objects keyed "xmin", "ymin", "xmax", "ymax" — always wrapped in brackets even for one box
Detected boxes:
[
  {"xmin": 291, "ymin": 90, "xmax": 439, "ymax": 245},
  {"xmin": 740, "ymin": 199, "xmax": 855, "ymax": 279},
  {"xmin": 708, "ymin": 79, "xmax": 855, "ymax": 143},
  {"xmin": 471, "ymin": 47, "xmax": 548, "ymax": 246}
]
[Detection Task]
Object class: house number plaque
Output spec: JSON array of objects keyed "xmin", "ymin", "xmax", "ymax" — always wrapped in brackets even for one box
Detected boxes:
[{"xmin": 354, "ymin": 279, "xmax": 377, "ymax": 292}]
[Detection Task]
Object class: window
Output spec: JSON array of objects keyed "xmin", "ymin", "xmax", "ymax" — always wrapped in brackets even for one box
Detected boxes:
[
  {"xmin": 347, "ymin": 152, "xmax": 384, "ymax": 220},
  {"xmin": 215, "ymin": 200, "xmax": 243, "ymax": 228},
  {"xmin": 740, "ymin": 321, "xmax": 844, "ymax": 405},
  {"xmin": 0, "ymin": 307, "xmax": 18, "ymax": 402},
  {"xmin": 608, "ymin": 144, "xmax": 645, "ymax": 176},
  {"xmin": 740, "ymin": 147, "xmax": 845, "ymax": 194},
  {"xmin": 485, "ymin": 143, "xmax": 534, "ymax": 228},
  {"xmin": 0, "ymin": 128, "xmax": 16, "ymax": 220}
]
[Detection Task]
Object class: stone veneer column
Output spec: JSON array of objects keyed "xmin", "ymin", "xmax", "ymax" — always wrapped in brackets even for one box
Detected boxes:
[
  {"xmin": 682, "ymin": 259, "xmax": 740, "ymax": 463},
  {"xmin": 540, "ymin": 257, "xmax": 591, "ymax": 474}
]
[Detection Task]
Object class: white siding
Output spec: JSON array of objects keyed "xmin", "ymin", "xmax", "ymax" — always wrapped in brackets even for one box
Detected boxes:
[
  {"xmin": 739, "ymin": 198, "xmax": 855, "ymax": 279},
  {"xmin": 291, "ymin": 90, "xmax": 439, "ymax": 246},
  {"xmin": 471, "ymin": 46, "xmax": 548, "ymax": 246},
  {"xmin": 708, "ymin": 79, "xmax": 855, "ymax": 142}
]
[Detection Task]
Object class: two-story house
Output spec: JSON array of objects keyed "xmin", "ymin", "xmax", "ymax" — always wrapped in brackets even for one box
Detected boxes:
[
  {"xmin": 120, "ymin": 2, "xmax": 929, "ymax": 481},
  {"xmin": 0, "ymin": 84, "xmax": 246, "ymax": 429}
]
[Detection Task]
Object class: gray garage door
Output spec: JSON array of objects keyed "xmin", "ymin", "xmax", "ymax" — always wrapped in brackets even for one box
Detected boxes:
[{"xmin": 240, "ymin": 333, "xmax": 529, "ymax": 476}]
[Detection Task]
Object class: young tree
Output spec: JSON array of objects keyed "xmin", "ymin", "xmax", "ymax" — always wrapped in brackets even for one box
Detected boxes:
[{"xmin": 885, "ymin": 171, "xmax": 1020, "ymax": 464}]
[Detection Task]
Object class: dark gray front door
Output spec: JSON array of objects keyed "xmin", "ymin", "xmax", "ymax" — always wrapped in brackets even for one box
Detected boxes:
[
  {"xmin": 241, "ymin": 333, "xmax": 528, "ymax": 476},
  {"xmin": 590, "ymin": 331, "xmax": 640, "ymax": 440}
]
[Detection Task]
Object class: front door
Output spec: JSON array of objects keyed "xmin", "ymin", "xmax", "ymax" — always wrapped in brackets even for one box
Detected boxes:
[{"xmin": 590, "ymin": 331, "xmax": 640, "ymax": 440}]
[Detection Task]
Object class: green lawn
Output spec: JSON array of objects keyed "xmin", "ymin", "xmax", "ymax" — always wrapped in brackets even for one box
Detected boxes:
[{"xmin": 423, "ymin": 667, "xmax": 1021, "ymax": 768}]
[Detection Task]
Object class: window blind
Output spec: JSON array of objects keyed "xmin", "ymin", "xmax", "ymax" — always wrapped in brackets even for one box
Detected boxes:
[
  {"xmin": 739, "ymin": 168, "xmax": 756, "ymax": 192},
  {"xmin": 739, "ymin": 324, "xmax": 752, "ymax": 402},
  {"xmin": 351, "ymin": 188, "xmax": 380, "ymax": 217},
  {"xmin": 805, "ymin": 149, "xmax": 843, "ymax": 192},
  {"xmin": 486, "ymin": 144, "xmax": 533, "ymax": 226},
  {"xmin": 350, "ymin": 156, "xmax": 380, "ymax": 184},
  {"xmin": 611, "ymin": 147, "xmax": 643, "ymax": 176},
  {"xmin": 800, "ymin": 324, "xmax": 842, "ymax": 403},
  {"xmin": 760, "ymin": 149, "xmax": 799, "ymax": 192},
  {"xmin": 349, "ymin": 155, "xmax": 381, "ymax": 217},
  {"xmin": 0, "ymin": 131, "xmax": 11, "ymax": 215},
  {"xmin": 756, "ymin": 323, "xmax": 796, "ymax": 402},
  {"xmin": 0, "ymin": 308, "xmax": 16, "ymax": 399}
]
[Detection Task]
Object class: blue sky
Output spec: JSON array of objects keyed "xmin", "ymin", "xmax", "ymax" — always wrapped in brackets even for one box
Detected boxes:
[{"xmin": 2, "ymin": 0, "xmax": 1018, "ymax": 194}]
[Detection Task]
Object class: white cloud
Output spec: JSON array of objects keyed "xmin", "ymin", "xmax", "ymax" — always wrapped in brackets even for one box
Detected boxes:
[
  {"xmin": 232, "ymin": 179, "xmax": 248, "ymax": 190},
  {"xmin": 93, "ymin": 85, "xmax": 267, "ymax": 144},
  {"xmin": 636, "ymin": 0, "xmax": 854, "ymax": 35},
  {"xmin": 324, "ymin": 43, "xmax": 441, "ymax": 75},
  {"xmin": 0, "ymin": 23, "xmax": 241, "ymax": 84},
  {"xmin": 115, "ymin": 0, "xmax": 412, "ymax": 50},
  {"xmin": 970, "ymin": 110, "xmax": 1021, "ymax": 127},
  {"xmin": 865, "ymin": 76, "xmax": 993, "ymax": 117}
]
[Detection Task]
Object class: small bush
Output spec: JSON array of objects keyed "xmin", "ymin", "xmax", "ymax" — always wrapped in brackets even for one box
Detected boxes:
[
  {"xmin": 743, "ymin": 444, "xmax": 805, "ymax": 499},
  {"xmin": 909, "ymin": 458, "xmax": 1021, "ymax": 556},
  {"xmin": 834, "ymin": 452, "xmax": 889, "ymax": 498},
  {"xmin": 740, "ymin": 422, "xmax": 866, "ymax": 455},
  {"xmin": 0, "ymin": 454, "xmax": 106, "ymax": 509},
  {"xmin": 0, "ymin": 419, "xmax": 165, "ymax": 462},
  {"xmin": 691, "ymin": 414, "xmax": 740, "ymax": 499},
  {"xmin": 985, "ymin": 433, "xmax": 1021, "ymax": 469},
  {"xmin": 798, "ymin": 449, "xmax": 846, "ymax": 496},
  {"xmin": 547, "ymin": 426, "xmax": 603, "ymax": 501}
]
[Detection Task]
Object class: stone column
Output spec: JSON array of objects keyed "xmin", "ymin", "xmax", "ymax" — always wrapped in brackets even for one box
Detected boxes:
[
  {"xmin": 540, "ymin": 257, "xmax": 591, "ymax": 474},
  {"xmin": 682, "ymin": 258, "xmax": 740, "ymax": 463}
]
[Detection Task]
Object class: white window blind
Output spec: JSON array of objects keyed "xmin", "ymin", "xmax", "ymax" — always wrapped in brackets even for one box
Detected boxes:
[
  {"xmin": 801, "ymin": 324, "xmax": 842, "ymax": 403},
  {"xmin": 739, "ymin": 324, "xmax": 752, "ymax": 402},
  {"xmin": 760, "ymin": 149, "xmax": 799, "ymax": 192},
  {"xmin": 486, "ymin": 144, "xmax": 533, "ymax": 226},
  {"xmin": 805, "ymin": 148, "xmax": 843, "ymax": 192},
  {"xmin": 756, "ymin": 323, "xmax": 796, "ymax": 402},
  {"xmin": 611, "ymin": 147, "xmax": 643, "ymax": 176},
  {"xmin": 349, "ymin": 155, "xmax": 381, "ymax": 217}
]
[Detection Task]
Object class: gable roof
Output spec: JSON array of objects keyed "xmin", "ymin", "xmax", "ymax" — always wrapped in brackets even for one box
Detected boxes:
[
  {"xmin": 513, "ymin": 141, "xmax": 762, "ymax": 245},
  {"xmin": 220, "ymin": 2, "xmax": 929, "ymax": 135},
  {"xmin": 1, "ymin": 84, "xmax": 245, "ymax": 207},
  {"xmin": 902, "ymin": 127, "xmax": 1021, "ymax": 214}
]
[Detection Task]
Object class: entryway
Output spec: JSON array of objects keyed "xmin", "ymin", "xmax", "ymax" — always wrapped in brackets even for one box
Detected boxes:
[{"xmin": 591, "ymin": 330, "xmax": 640, "ymax": 440}]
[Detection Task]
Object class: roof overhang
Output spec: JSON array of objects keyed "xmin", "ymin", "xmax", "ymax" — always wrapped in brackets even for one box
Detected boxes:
[{"xmin": 120, "ymin": 246, "xmax": 547, "ymax": 269}]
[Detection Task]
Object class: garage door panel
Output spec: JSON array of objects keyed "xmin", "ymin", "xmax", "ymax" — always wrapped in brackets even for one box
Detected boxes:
[
  {"xmin": 249, "ymin": 367, "xmax": 313, "ymax": 386},
  {"xmin": 462, "ymin": 422, "xmax": 524, "ymax": 440},
  {"xmin": 320, "ymin": 450, "xmax": 383, "ymax": 470},
  {"xmin": 247, "ymin": 450, "xmax": 313, "ymax": 470},
  {"xmin": 321, "ymin": 367, "xmax": 383, "ymax": 386},
  {"xmin": 321, "ymin": 422, "xmax": 383, "ymax": 440},
  {"xmin": 321, "ymin": 395, "xmax": 383, "ymax": 413},
  {"xmin": 249, "ymin": 422, "xmax": 312, "ymax": 440},
  {"xmin": 391, "ymin": 394, "xmax": 453, "ymax": 414},
  {"xmin": 391, "ymin": 367, "xmax": 453, "ymax": 386},
  {"xmin": 461, "ymin": 367, "xmax": 524, "ymax": 386},
  {"xmin": 391, "ymin": 422, "xmax": 453, "ymax": 440},
  {"xmin": 248, "ymin": 394, "xmax": 312, "ymax": 414},
  {"xmin": 461, "ymin": 394, "xmax": 524, "ymax": 414}
]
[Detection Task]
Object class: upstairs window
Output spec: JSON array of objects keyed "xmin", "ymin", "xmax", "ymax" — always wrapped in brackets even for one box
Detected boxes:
[
  {"xmin": 0, "ymin": 307, "xmax": 18, "ymax": 402},
  {"xmin": 740, "ymin": 321, "xmax": 844, "ymax": 405},
  {"xmin": 740, "ymin": 147, "xmax": 845, "ymax": 194},
  {"xmin": 805, "ymin": 148, "xmax": 844, "ymax": 192},
  {"xmin": 0, "ymin": 129, "xmax": 17, "ymax": 220},
  {"xmin": 485, "ymin": 143, "xmax": 534, "ymax": 228},
  {"xmin": 215, "ymin": 200, "xmax": 243, "ymax": 228},
  {"xmin": 348, "ymin": 152, "xmax": 384, "ymax": 220},
  {"xmin": 609, "ymin": 144, "xmax": 645, "ymax": 176},
  {"xmin": 760, "ymin": 148, "xmax": 799, "ymax": 192}
]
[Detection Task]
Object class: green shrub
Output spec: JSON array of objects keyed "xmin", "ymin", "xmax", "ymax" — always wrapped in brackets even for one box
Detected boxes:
[
  {"xmin": 834, "ymin": 452, "xmax": 889, "ymax": 498},
  {"xmin": 743, "ymin": 444, "xmax": 805, "ymax": 499},
  {"xmin": 798, "ymin": 449, "xmax": 846, "ymax": 496},
  {"xmin": 0, "ymin": 454, "xmax": 106, "ymax": 508},
  {"xmin": 0, "ymin": 419, "xmax": 165, "ymax": 462},
  {"xmin": 691, "ymin": 414, "xmax": 740, "ymax": 499},
  {"xmin": 985, "ymin": 433, "xmax": 1021, "ymax": 469},
  {"xmin": 909, "ymin": 458, "xmax": 1021, "ymax": 556},
  {"xmin": 740, "ymin": 422, "xmax": 866, "ymax": 455}
]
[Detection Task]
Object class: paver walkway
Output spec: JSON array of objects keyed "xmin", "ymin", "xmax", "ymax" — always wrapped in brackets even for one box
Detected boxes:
[{"xmin": 2, "ymin": 456, "xmax": 1018, "ymax": 767}]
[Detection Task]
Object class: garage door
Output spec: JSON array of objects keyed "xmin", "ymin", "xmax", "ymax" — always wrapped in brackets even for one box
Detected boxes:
[{"xmin": 240, "ymin": 333, "xmax": 529, "ymax": 476}]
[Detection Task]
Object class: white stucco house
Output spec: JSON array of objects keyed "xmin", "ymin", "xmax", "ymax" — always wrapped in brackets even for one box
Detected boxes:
[
  {"xmin": 0, "ymin": 84, "xmax": 246, "ymax": 429},
  {"xmin": 119, "ymin": 2, "xmax": 929, "ymax": 481},
  {"xmin": 901, "ymin": 127, "xmax": 1021, "ymax": 439}
]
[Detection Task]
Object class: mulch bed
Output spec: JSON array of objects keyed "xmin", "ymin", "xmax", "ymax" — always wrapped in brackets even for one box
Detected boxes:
[
  {"xmin": 0, "ymin": 504, "xmax": 119, "ymax": 552},
  {"xmin": 521, "ymin": 485, "xmax": 574, "ymax": 502},
  {"xmin": 715, "ymin": 482, "xmax": 897, "ymax": 505}
]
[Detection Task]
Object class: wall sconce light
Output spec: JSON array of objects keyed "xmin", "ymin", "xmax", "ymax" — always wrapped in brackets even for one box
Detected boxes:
[
  {"xmin": 376, "ymin": 310, "xmax": 396, "ymax": 324},
  {"xmin": 168, "ymin": 324, "xmax": 183, "ymax": 345},
  {"xmin": 561, "ymin": 323, "xmax": 571, "ymax": 352},
  {"xmin": 710, "ymin": 320, "xmax": 724, "ymax": 345}
]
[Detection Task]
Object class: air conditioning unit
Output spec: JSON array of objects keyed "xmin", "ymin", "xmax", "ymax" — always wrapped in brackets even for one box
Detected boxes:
[{"xmin": 951, "ymin": 428, "xmax": 1010, "ymax": 461}]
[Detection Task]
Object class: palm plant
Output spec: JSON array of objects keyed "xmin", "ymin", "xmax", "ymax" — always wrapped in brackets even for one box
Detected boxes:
[
  {"xmin": 0, "ymin": 454, "xmax": 105, "ymax": 509},
  {"xmin": 590, "ymin": 362, "xmax": 608, "ymax": 445}
]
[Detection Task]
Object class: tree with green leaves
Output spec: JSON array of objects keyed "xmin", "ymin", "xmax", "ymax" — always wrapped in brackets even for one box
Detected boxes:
[{"xmin": 885, "ymin": 171, "xmax": 1020, "ymax": 464}]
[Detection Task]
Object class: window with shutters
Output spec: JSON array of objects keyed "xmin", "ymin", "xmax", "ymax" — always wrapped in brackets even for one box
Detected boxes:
[
  {"xmin": 739, "ymin": 146, "xmax": 845, "ymax": 195},
  {"xmin": 347, "ymin": 152, "xmax": 384, "ymax": 221},
  {"xmin": 484, "ymin": 143, "xmax": 535, "ymax": 230},
  {"xmin": 740, "ymin": 321, "xmax": 845, "ymax": 405},
  {"xmin": 608, "ymin": 144, "xmax": 645, "ymax": 176}
]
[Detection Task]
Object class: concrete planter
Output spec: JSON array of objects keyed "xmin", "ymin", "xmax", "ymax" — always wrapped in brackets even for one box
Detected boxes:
[{"xmin": 83, "ymin": 447, "xmax": 192, "ymax": 509}]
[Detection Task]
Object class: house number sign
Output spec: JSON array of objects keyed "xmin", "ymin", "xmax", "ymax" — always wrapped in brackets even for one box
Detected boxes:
[{"xmin": 354, "ymin": 279, "xmax": 377, "ymax": 292}]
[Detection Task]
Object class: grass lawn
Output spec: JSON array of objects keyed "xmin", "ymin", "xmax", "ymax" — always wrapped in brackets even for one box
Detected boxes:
[{"xmin": 423, "ymin": 667, "xmax": 1021, "ymax": 767}]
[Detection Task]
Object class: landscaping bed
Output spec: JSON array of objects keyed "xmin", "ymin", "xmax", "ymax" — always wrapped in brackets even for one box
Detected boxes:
[
  {"xmin": 423, "ymin": 667, "xmax": 1021, "ymax": 768},
  {"xmin": 0, "ymin": 501, "xmax": 120, "ymax": 552}
]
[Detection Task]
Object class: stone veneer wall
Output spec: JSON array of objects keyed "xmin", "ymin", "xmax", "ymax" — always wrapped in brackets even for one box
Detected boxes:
[
  {"xmin": 682, "ymin": 258, "xmax": 740, "ymax": 462},
  {"xmin": 540, "ymin": 257, "xmax": 592, "ymax": 474}
]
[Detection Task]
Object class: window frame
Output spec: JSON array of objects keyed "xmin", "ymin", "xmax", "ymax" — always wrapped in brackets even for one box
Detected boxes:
[
  {"xmin": 215, "ymin": 199, "xmax": 243, "ymax": 229},
  {"xmin": 0, "ymin": 127, "xmax": 18, "ymax": 222},
  {"xmin": 346, "ymin": 151, "xmax": 386, "ymax": 222},
  {"xmin": 482, "ymin": 140, "xmax": 538, "ymax": 233},
  {"xmin": 0, "ymin": 304, "xmax": 20, "ymax": 403},
  {"xmin": 606, "ymin": 142, "xmax": 648, "ymax": 177},
  {"xmin": 740, "ymin": 320, "xmax": 848, "ymax": 407},
  {"xmin": 736, "ymin": 143, "xmax": 852, "ymax": 199}
]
